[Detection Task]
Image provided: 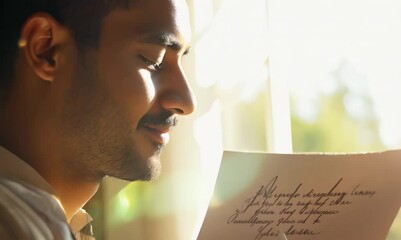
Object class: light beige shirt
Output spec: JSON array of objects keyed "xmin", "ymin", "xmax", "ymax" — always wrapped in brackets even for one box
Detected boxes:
[{"xmin": 0, "ymin": 146, "xmax": 94, "ymax": 240}]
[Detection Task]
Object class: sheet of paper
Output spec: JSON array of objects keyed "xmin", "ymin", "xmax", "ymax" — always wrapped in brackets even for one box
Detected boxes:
[{"xmin": 197, "ymin": 150, "xmax": 401, "ymax": 240}]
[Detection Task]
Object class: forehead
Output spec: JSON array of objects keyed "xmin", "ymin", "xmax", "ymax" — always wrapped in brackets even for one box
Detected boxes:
[{"xmin": 100, "ymin": 0, "xmax": 191, "ymax": 50}]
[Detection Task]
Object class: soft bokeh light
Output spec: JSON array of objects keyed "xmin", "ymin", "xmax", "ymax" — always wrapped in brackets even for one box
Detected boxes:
[
  {"xmin": 270, "ymin": 0, "xmax": 401, "ymax": 149},
  {"xmin": 194, "ymin": 0, "xmax": 269, "ymax": 97}
]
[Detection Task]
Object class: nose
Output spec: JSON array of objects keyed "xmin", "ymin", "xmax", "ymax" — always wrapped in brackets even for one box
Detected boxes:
[{"xmin": 158, "ymin": 65, "xmax": 196, "ymax": 115}]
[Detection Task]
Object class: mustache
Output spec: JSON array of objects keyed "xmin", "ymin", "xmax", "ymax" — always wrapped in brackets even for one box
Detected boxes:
[{"xmin": 137, "ymin": 111, "xmax": 178, "ymax": 128}]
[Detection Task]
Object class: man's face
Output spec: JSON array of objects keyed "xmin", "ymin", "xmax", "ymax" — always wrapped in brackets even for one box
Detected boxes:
[{"xmin": 60, "ymin": 0, "xmax": 195, "ymax": 181}]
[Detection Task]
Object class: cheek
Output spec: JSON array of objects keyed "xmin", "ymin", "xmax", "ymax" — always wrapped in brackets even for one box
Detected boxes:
[
  {"xmin": 117, "ymin": 69, "xmax": 156, "ymax": 113},
  {"xmin": 98, "ymin": 50, "xmax": 156, "ymax": 124},
  {"xmin": 138, "ymin": 69, "xmax": 156, "ymax": 103},
  {"xmin": 103, "ymin": 67, "xmax": 156, "ymax": 127}
]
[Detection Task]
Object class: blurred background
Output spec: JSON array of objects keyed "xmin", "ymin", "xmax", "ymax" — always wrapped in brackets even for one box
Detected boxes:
[{"xmin": 85, "ymin": 0, "xmax": 401, "ymax": 239}]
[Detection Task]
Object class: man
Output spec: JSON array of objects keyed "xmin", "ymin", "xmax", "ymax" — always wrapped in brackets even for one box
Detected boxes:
[{"xmin": 0, "ymin": 0, "xmax": 196, "ymax": 239}]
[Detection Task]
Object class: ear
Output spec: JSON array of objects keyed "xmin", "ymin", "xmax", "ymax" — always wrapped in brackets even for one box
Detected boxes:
[{"xmin": 19, "ymin": 13, "xmax": 68, "ymax": 82}]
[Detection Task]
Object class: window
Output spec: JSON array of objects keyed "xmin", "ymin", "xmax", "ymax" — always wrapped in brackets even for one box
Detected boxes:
[{"xmin": 269, "ymin": 0, "xmax": 401, "ymax": 239}]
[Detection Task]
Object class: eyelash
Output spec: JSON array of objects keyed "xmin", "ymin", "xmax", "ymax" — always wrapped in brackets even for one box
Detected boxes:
[{"xmin": 140, "ymin": 55, "xmax": 162, "ymax": 71}]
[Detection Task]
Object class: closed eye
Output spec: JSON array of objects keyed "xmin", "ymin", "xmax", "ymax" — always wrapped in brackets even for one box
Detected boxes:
[{"xmin": 140, "ymin": 55, "xmax": 162, "ymax": 71}]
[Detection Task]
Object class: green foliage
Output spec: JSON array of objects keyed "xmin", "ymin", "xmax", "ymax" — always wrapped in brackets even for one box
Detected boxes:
[
  {"xmin": 289, "ymin": 62, "xmax": 401, "ymax": 239},
  {"xmin": 291, "ymin": 80, "xmax": 384, "ymax": 153}
]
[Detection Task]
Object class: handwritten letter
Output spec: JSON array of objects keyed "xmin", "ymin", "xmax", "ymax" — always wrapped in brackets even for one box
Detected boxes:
[{"xmin": 197, "ymin": 150, "xmax": 401, "ymax": 240}]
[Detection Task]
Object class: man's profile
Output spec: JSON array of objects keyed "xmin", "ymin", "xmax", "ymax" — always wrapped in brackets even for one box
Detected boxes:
[{"xmin": 0, "ymin": 0, "xmax": 196, "ymax": 239}]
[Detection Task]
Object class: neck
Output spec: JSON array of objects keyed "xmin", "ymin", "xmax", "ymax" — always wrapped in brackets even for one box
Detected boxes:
[
  {"xmin": 2, "ymin": 56, "xmax": 104, "ymax": 223},
  {"xmin": 0, "ymin": 82, "xmax": 101, "ymax": 223},
  {"xmin": 49, "ymin": 179, "xmax": 100, "ymax": 222}
]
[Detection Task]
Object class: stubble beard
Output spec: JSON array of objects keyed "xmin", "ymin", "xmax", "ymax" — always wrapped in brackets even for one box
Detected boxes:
[
  {"xmin": 60, "ymin": 53, "xmax": 162, "ymax": 182},
  {"xmin": 61, "ymin": 91, "xmax": 163, "ymax": 182}
]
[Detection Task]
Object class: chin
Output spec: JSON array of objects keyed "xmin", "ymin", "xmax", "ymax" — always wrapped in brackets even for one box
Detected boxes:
[
  {"xmin": 103, "ymin": 137, "xmax": 165, "ymax": 181},
  {"xmin": 137, "ymin": 155, "xmax": 162, "ymax": 181},
  {"xmin": 110, "ymin": 152, "xmax": 162, "ymax": 182}
]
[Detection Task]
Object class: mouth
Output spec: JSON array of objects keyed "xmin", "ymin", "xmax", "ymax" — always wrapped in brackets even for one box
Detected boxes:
[
  {"xmin": 142, "ymin": 124, "xmax": 172, "ymax": 145},
  {"xmin": 137, "ymin": 112, "xmax": 177, "ymax": 146}
]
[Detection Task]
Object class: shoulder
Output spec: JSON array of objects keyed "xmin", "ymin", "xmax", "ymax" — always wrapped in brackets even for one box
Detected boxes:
[
  {"xmin": 0, "ymin": 179, "xmax": 74, "ymax": 239},
  {"xmin": 0, "ymin": 199, "xmax": 18, "ymax": 240},
  {"xmin": 0, "ymin": 180, "xmax": 42, "ymax": 239}
]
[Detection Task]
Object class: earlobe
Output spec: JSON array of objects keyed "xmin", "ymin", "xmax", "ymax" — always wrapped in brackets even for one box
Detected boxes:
[{"xmin": 19, "ymin": 13, "xmax": 62, "ymax": 82}]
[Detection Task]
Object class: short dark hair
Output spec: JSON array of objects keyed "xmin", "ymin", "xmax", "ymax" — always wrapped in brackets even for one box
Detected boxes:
[{"xmin": 0, "ymin": 0, "xmax": 136, "ymax": 91}]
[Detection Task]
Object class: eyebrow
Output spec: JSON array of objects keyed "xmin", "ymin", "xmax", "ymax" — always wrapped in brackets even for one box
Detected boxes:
[{"xmin": 140, "ymin": 33, "xmax": 191, "ymax": 55}]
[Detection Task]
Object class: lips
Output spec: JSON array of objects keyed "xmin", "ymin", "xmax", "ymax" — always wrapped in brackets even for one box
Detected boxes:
[{"xmin": 142, "ymin": 124, "xmax": 171, "ymax": 145}]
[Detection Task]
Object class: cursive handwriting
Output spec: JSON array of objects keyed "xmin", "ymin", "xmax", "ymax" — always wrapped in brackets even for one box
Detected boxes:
[{"xmin": 226, "ymin": 176, "xmax": 377, "ymax": 239}]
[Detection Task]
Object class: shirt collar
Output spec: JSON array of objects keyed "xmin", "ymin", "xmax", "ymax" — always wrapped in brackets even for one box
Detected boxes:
[
  {"xmin": 0, "ymin": 146, "xmax": 93, "ymax": 233},
  {"xmin": 0, "ymin": 146, "xmax": 54, "ymax": 194}
]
